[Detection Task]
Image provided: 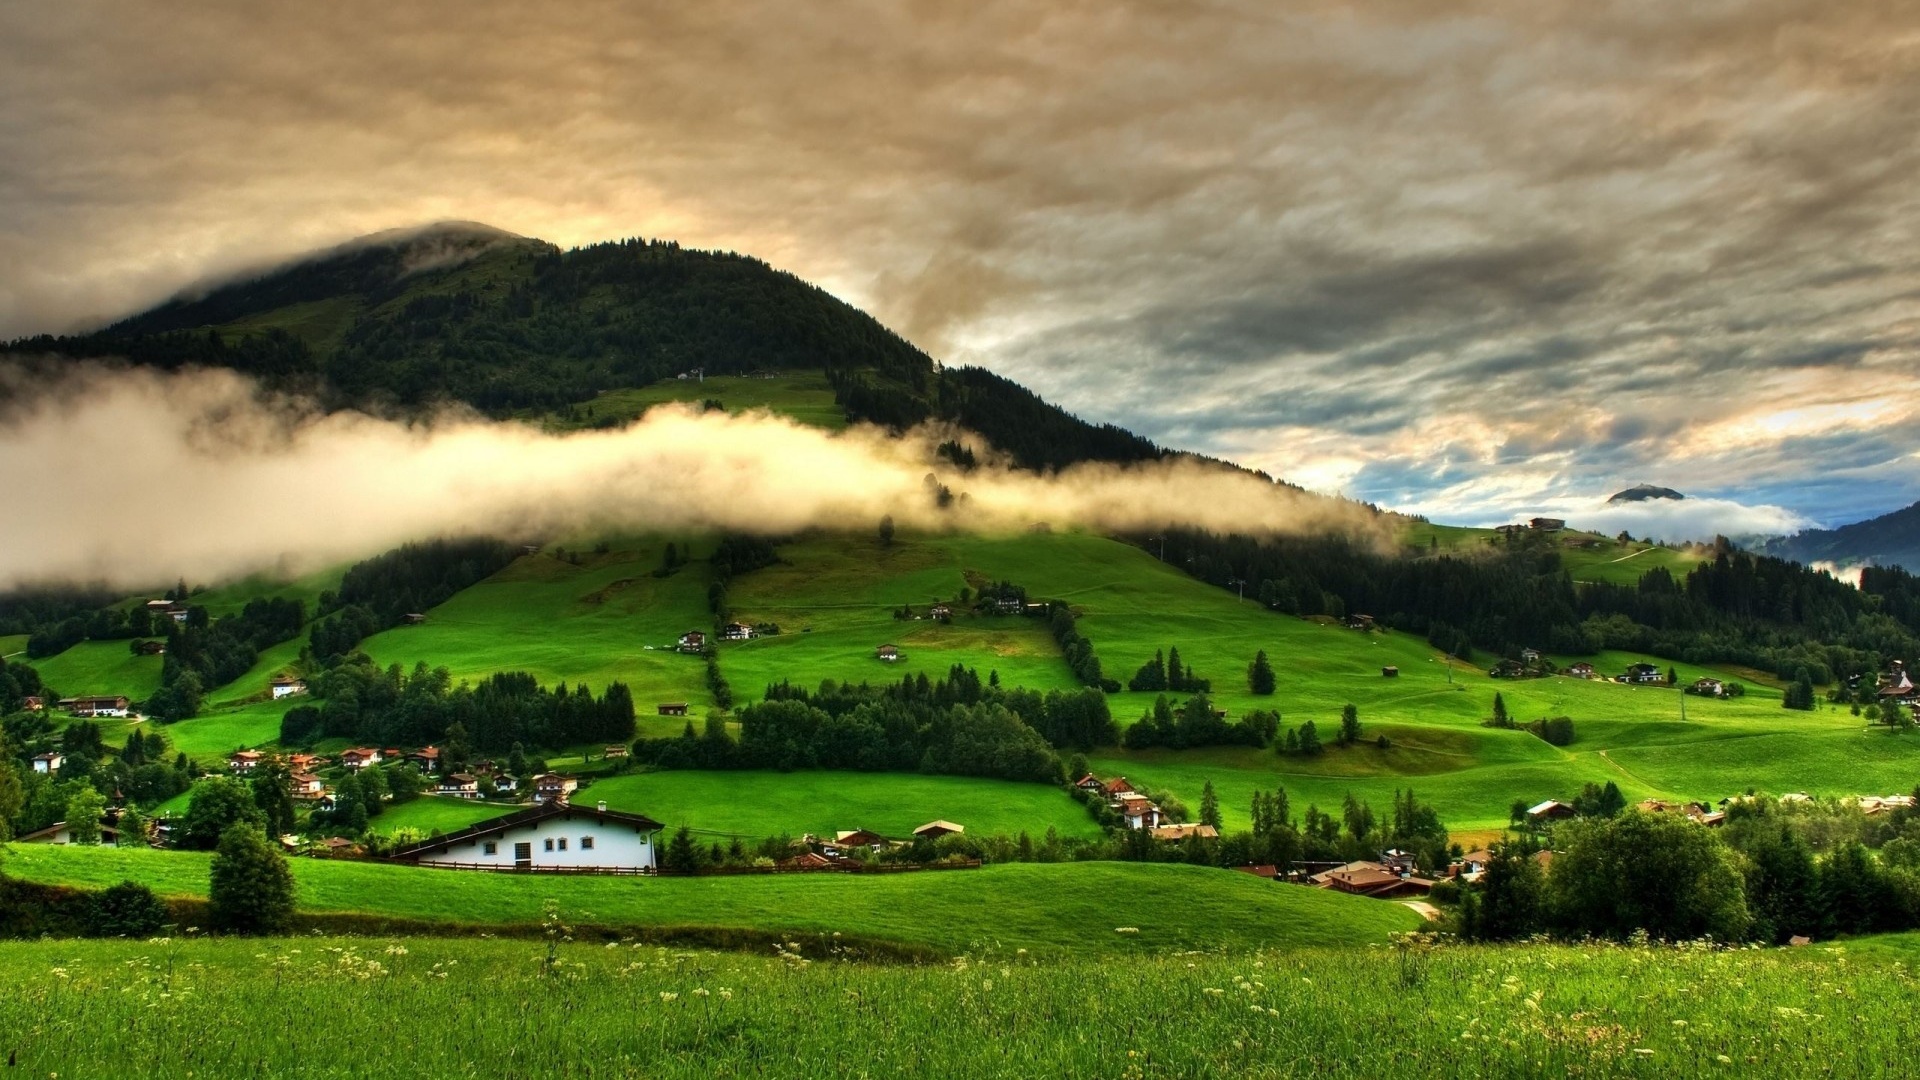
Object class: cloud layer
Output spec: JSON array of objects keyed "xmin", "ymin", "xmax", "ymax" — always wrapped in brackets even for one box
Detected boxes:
[
  {"xmin": 2, "ymin": 2, "xmax": 1917, "ymax": 525},
  {"xmin": 0, "ymin": 363, "xmax": 1374, "ymax": 590}
]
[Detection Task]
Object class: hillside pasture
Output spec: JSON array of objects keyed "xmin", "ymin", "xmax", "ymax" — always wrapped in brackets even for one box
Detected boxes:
[
  {"xmin": 1, "ymin": 846, "xmax": 1417, "ymax": 956},
  {"xmin": 586, "ymin": 769, "xmax": 1104, "ymax": 841},
  {"xmin": 21, "ymin": 640, "xmax": 163, "ymax": 699}
]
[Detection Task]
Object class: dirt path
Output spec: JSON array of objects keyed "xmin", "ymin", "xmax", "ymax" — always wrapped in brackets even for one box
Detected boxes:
[
  {"xmin": 1596, "ymin": 749, "xmax": 1652, "ymax": 789},
  {"xmin": 1402, "ymin": 901, "xmax": 1440, "ymax": 921},
  {"xmin": 1608, "ymin": 547, "xmax": 1656, "ymax": 565}
]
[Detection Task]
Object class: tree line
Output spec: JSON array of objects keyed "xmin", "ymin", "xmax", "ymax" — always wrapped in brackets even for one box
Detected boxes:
[{"xmin": 280, "ymin": 659, "xmax": 634, "ymax": 753}]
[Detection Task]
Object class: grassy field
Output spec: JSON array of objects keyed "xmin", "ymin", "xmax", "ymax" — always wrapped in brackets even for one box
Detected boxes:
[
  {"xmin": 0, "ymin": 846, "xmax": 1416, "ymax": 955},
  {"xmin": 22, "ymin": 640, "xmax": 164, "ymax": 699},
  {"xmin": 368, "ymin": 795, "xmax": 520, "ymax": 837},
  {"xmin": 541, "ymin": 373, "xmax": 847, "ymax": 432},
  {"xmin": 355, "ymin": 538, "xmax": 719, "ymax": 737},
  {"xmin": 0, "ymin": 632, "xmax": 26, "ymax": 657},
  {"xmin": 3, "ymin": 934, "xmax": 1915, "ymax": 1078},
  {"xmin": 586, "ymin": 769, "xmax": 1105, "ymax": 840},
  {"xmin": 1399, "ymin": 520, "xmax": 1709, "ymax": 586}
]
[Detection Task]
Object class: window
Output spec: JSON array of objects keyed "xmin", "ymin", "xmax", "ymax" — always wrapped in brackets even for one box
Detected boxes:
[
  {"xmin": 544, "ymin": 838, "xmax": 554, "ymax": 852},
  {"xmin": 483, "ymin": 841, "xmax": 497, "ymax": 856},
  {"xmin": 557, "ymin": 838, "xmax": 568, "ymax": 851},
  {"xmin": 580, "ymin": 836, "xmax": 594, "ymax": 851}
]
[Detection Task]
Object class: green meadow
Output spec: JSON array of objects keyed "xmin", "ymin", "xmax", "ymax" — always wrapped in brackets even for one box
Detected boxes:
[
  {"xmin": 584, "ymin": 769, "xmax": 1104, "ymax": 840},
  {"xmin": 368, "ymin": 794, "xmax": 519, "ymax": 837},
  {"xmin": 23, "ymin": 640, "xmax": 163, "ymax": 699},
  {"xmin": 1, "ymin": 846, "xmax": 1415, "ymax": 955},
  {"xmin": 3, "ymin": 932, "xmax": 1916, "ymax": 1079}
]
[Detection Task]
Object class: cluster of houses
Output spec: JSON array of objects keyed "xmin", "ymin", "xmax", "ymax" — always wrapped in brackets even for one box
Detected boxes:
[
  {"xmin": 144, "ymin": 598, "xmax": 190, "ymax": 623},
  {"xmin": 1071, "ymin": 773, "xmax": 1221, "ymax": 841},
  {"xmin": 220, "ymin": 744, "xmax": 592, "ymax": 814}
]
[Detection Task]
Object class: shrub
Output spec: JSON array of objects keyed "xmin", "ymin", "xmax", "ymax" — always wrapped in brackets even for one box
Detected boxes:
[
  {"xmin": 87, "ymin": 881, "xmax": 170, "ymax": 938},
  {"xmin": 209, "ymin": 824, "xmax": 297, "ymax": 935}
]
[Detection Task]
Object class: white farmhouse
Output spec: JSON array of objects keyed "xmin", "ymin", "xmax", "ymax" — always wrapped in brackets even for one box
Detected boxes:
[{"xmin": 385, "ymin": 801, "xmax": 665, "ymax": 872}]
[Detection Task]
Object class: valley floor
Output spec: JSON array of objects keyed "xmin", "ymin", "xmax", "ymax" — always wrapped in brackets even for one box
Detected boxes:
[{"xmin": 3, "ymin": 933, "xmax": 1915, "ymax": 1078}]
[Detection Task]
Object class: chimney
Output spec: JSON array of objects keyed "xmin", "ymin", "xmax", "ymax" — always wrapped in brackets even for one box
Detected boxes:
[{"xmin": 597, "ymin": 800, "xmax": 607, "ymax": 813}]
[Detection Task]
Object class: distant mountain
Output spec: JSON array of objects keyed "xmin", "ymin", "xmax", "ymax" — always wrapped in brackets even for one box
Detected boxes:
[
  {"xmin": 1763, "ymin": 501, "xmax": 1920, "ymax": 574},
  {"xmin": 1608, "ymin": 484, "xmax": 1685, "ymax": 503},
  {"xmin": 3, "ymin": 223, "xmax": 1174, "ymax": 473}
]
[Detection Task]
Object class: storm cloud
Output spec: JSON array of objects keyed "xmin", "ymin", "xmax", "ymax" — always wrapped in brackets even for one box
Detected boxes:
[{"xmin": 2, "ymin": 1, "xmax": 1917, "ymax": 526}]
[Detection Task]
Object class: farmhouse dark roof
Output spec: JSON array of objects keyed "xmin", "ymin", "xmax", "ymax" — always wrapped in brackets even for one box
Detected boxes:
[{"xmin": 385, "ymin": 801, "xmax": 665, "ymax": 860}]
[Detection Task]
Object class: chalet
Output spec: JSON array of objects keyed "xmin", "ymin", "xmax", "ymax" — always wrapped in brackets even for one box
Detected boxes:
[
  {"xmin": 1379, "ymin": 849, "xmax": 1420, "ymax": 875},
  {"xmin": 1149, "ymin": 823, "xmax": 1218, "ymax": 842},
  {"xmin": 269, "ymin": 677, "xmax": 308, "ymax": 699},
  {"xmin": 133, "ymin": 640, "xmax": 166, "ymax": 656},
  {"xmin": 1381, "ymin": 666, "xmax": 1399, "ymax": 678},
  {"xmin": 30, "ymin": 752, "xmax": 64, "ymax": 774},
  {"xmin": 1310, "ymin": 860, "xmax": 1434, "ymax": 898},
  {"xmin": 993, "ymin": 596, "xmax": 1024, "ymax": 615},
  {"xmin": 1345, "ymin": 614, "xmax": 1376, "ymax": 631},
  {"xmin": 387, "ymin": 800, "xmax": 665, "ymax": 872},
  {"xmin": 405, "ymin": 747, "xmax": 441, "ymax": 772},
  {"xmin": 1101, "ymin": 776, "xmax": 1137, "ymax": 798},
  {"xmin": 437, "ymin": 773, "xmax": 481, "ymax": 799},
  {"xmin": 657, "ymin": 702, "xmax": 690, "ymax": 716},
  {"xmin": 489, "ymin": 773, "xmax": 522, "ymax": 796},
  {"xmin": 289, "ymin": 773, "xmax": 326, "ymax": 799},
  {"xmin": 1688, "ymin": 678, "xmax": 1727, "ymax": 698},
  {"xmin": 289, "ymin": 753, "xmax": 319, "ymax": 771},
  {"xmin": 780, "ymin": 851, "xmax": 838, "ymax": 871},
  {"xmin": 1488, "ymin": 660, "xmax": 1528, "ymax": 679},
  {"xmin": 1453, "ymin": 849, "xmax": 1494, "ymax": 881},
  {"xmin": 929, "ymin": 604, "xmax": 952, "ymax": 621},
  {"xmin": 1114, "ymin": 796, "xmax": 1162, "ymax": 830},
  {"xmin": 1617, "ymin": 663, "xmax": 1663, "ymax": 685},
  {"xmin": 719, "ymin": 622, "xmax": 756, "ymax": 641},
  {"xmin": 145, "ymin": 599, "xmax": 189, "ymax": 623},
  {"xmin": 22, "ymin": 695, "xmax": 42, "ymax": 711},
  {"xmin": 913, "ymin": 820, "xmax": 965, "ymax": 841},
  {"xmin": 340, "ymin": 747, "xmax": 383, "ymax": 770},
  {"xmin": 1880, "ymin": 663, "xmax": 1916, "ymax": 702},
  {"xmin": 676, "ymin": 630, "xmax": 708, "ymax": 653},
  {"xmin": 1529, "ymin": 517, "xmax": 1565, "ymax": 532},
  {"xmin": 227, "ymin": 750, "xmax": 264, "ymax": 774},
  {"xmin": 533, "ymin": 773, "xmax": 578, "ymax": 804},
  {"xmin": 16, "ymin": 820, "xmax": 119, "ymax": 845},
  {"xmin": 64, "ymin": 696, "xmax": 131, "ymax": 718},
  {"xmin": 1564, "ymin": 662, "xmax": 1596, "ymax": 679},
  {"xmin": 835, "ymin": 829, "xmax": 888, "ymax": 849},
  {"xmin": 1073, "ymin": 773, "xmax": 1105, "ymax": 792},
  {"xmin": 603, "ymin": 744, "xmax": 629, "ymax": 759},
  {"xmin": 876, "ymin": 644, "xmax": 901, "ymax": 662},
  {"xmin": 1519, "ymin": 648, "xmax": 1542, "ymax": 664},
  {"xmin": 1526, "ymin": 799, "xmax": 1577, "ymax": 822}
]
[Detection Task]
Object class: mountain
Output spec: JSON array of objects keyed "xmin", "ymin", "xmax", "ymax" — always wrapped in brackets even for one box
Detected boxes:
[
  {"xmin": 4, "ymin": 223, "xmax": 1168, "ymax": 473},
  {"xmin": 1763, "ymin": 500, "xmax": 1920, "ymax": 574},
  {"xmin": 1608, "ymin": 484, "xmax": 1685, "ymax": 503}
]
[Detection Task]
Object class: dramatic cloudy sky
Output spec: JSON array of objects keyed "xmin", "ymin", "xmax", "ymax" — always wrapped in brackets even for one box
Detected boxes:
[{"xmin": 3, "ymin": 1, "xmax": 1916, "ymax": 533}]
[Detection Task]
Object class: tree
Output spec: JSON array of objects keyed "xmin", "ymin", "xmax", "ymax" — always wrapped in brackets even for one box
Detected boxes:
[
  {"xmin": 444, "ymin": 722, "xmax": 472, "ymax": 773},
  {"xmin": 1784, "ymin": 668, "xmax": 1817, "ymax": 711},
  {"xmin": 181, "ymin": 776, "xmax": 265, "ymax": 851},
  {"xmin": 508, "ymin": 741, "xmax": 529, "ymax": 779},
  {"xmin": 1339, "ymin": 704, "xmax": 1361, "ymax": 746},
  {"xmin": 208, "ymin": 824, "xmax": 296, "ymax": 934},
  {"xmin": 1297, "ymin": 720, "xmax": 1323, "ymax": 755},
  {"xmin": 664, "ymin": 825, "xmax": 704, "ymax": 874},
  {"xmin": 251, "ymin": 762, "xmax": 297, "ymax": 838},
  {"xmin": 1550, "ymin": 811, "xmax": 1750, "ymax": 941},
  {"xmin": 1459, "ymin": 844, "xmax": 1546, "ymax": 941},
  {"xmin": 1199, "ymin": 780, "xmax": 1221, "ymax": 829},
  {"xmin": 1248, "ymin": 650, "xmax": 1276, "ymax": 695},
  {"xmin": 1491, "ymin": 693, "xmax": 1509, "ymax": 728},
  {"xmin": 878, "ymin": 515, "xmax": 895, "ymax": 546},
  {"xmin": 64, "ymin": 785, "xmax": 107, "ymax": 845}
]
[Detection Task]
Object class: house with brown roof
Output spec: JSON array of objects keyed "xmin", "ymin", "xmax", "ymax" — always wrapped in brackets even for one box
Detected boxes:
[
  {"xmin": 1149, "ymin": 823, "xmax": 1218, "ymax": 842},
  {"xmin": 719, "ymin": 622, "xmax": 756, "ymax": 641},
  {"xmin": 64, "ymin": 696, "xmax": 131, "ymax": 718},
  {"xmin": 289, "ymin": 773, "xmax": 326, "ymax": 799},
  {"xmin": 677, "ymin": 630, "xmax": 708, "ymax": 653},
  {"xmin": 437, "ymin": 773, "xmax": 480, "ymax": 799},
  {"xmin": 657, "ymin": 702, "xmax": 690, "ymax": 716},
  {"xmin": 1310, "ymin": 860, "xmax": 1435, "ymax": 898},
  {"xmin": 1564, "ymin": 662, "xmax": 1596, "ymax": 679},
  {"xmin": 1101, "ymin": 776, "xmax": 1137, "ymax": 797},
  {"xmin": 404, "ymin": 747, "xmax": 441, "ymax": 772},
  {"xmin": 533, "ymin": 773, "xmax": 578, "ymax": 804},
  {"xmin": 30, "ymin": 752, "xmax": 64, "ymax": 774},
  {"xmin": 834, "ymin": 829, "xmax": 888, "ymax": 849},
  {"xmin": 1526, "ymin": 799, "xmax": 1577, "ymax": 822},
  {"xmin": 1114, "ymin": 796, "xmax": 1162, "ymax": 830},
  {"xmin": 1688, "ymin": 678, "xmax": 1727, "ymax": 698},
  {"xmin": 876, "ymin": 644, "xmax": 901, "ymax": 662},
  {"xmin": 227, "ymin": 750, "xmax": 264, "ymax": 774},
  {"xmin": 269, "ymin": 676, "xmax": 308, "ymax": 699},
  {"xmin": 1073, "ymin": 773, "xmax": 1105, "ymax": 792},
  {"xmin": 386, "ymin": 800, "xmax": 665, "ymax": 872},
  {"xmin": 340, "ymin": 748, "xmax": 383, "ymax": 770},
  {"xmin": 21, "ymin": 695, "xmax": 42, "ymax": 711}
]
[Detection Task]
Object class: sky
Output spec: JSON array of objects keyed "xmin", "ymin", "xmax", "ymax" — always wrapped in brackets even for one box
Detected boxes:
[{"xmin": 2, "ymin": 1, "xmax": 1917, "ymax": 535}]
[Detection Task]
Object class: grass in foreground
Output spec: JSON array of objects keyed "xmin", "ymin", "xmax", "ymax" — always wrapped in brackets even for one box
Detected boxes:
[
  {"xmin": 0, "ymin": 846, "xmax": 1416, "ymax": 955},
  {"xmin": 1, "ymin": 934, "xmax": 1912, "ymax": 1078}
]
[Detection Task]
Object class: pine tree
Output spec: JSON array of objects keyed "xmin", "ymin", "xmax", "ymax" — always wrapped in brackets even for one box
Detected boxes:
[
  {"xmin": 664, "ymin": 825, "xmax": 703, "ymax": 874},
  {"xmin": 1339, "ymin": 703, "xmax": 1361, "ymax": 746},
  {"xmin": 1491, "ymin": 692, "xmax": 1509, "ymax": 728},
  {"xmin": 1167, "ymin": 647, "xmax": 1185, "ymax": 691},
  {"xmin": 1200, "ymin": 781, "xmax": 1221, "ymax": 829},
  {"xmin": 1298, "ymin": 720, "xmax": 1322, "ymax": 755},
  {"xmin": 1248, "ymin": 650, "xmax": 1276, "ymax": 695}
]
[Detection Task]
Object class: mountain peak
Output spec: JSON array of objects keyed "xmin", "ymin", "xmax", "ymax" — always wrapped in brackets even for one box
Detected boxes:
[{"xmin": 1608, "ymin": 484, "xmax": 1686, "ymax": 504}]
